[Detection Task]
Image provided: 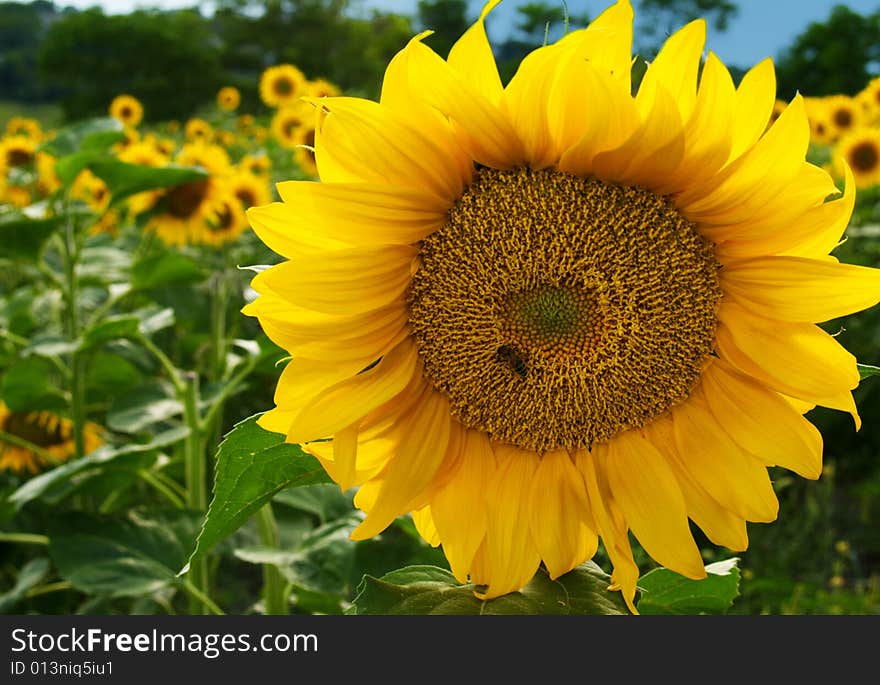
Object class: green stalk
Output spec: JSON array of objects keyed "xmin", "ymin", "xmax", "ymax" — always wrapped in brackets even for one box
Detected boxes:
[
  {"xmin": 256, "ymin": 504, "xmax": 288, "ymax": 615},
  {"xmin": 182, "ymin": 372, "xmax": 210, "ymax": 614},
  {"xmin": 0, "ymin": 532, "xmax": 49, "ymax": 546},
  {"xmin": 61, "ymin": 215, "xmax": 86, "ymax": 458}
]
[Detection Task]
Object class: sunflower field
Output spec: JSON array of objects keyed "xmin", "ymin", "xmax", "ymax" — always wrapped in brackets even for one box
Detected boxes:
[{"xmin": 1, "ymin": 0, "xmax": 879, "ymax": 619}]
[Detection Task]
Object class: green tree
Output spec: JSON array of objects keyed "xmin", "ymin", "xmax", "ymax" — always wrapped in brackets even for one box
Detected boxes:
[
  {"xmin": 635, "ymin": 0, "xmax": 738, "ymax": 57},
  {"xmin": 417, "ymin": 0, "xmax": 470, "ymax": 58},
  {"xmin": 0, "ymin": 0, "xmax": 58, "ymax": 102},
  {"xmin": 37, "ymin": 8, "xmax": 223, "ymax": 122},
  {"xmin": 774, "ymin": 4, "xmax": 880, "ymax": 99}
]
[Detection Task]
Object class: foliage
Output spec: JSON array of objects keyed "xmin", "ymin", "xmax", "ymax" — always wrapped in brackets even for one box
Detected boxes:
[{"xmin": 775, "ymin": 5, "xmax": 880, "ymax": 99}]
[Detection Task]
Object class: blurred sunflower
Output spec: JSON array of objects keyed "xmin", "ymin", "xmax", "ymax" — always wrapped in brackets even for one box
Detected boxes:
[
  {"xmin": 176, "ymin": 142, "xmax": 232, "ymax": 176},
  {"xmin": 245, "ymin": 0, "xmax": 880, "ymax": 611},
  {"xmin": 35, "ymin": 151, "xmax": 61, "ymax": 196},
  {"xmin": 217, "ymin": 86, "xmax": 241, "ymax": 112},
  {"xmin": 0, "ymin": 135, "xmax": 36, "ymax": 171},
  {"xmin": 237, "ymin": 114, "xmax": 255, "ymax": 131},
  {"xmin": 145, "ymin": 176, "xmax": 225, "ymax": 246},
  {"xmin": 229, "ymin": 170, "xmax": 271, "ymax": 210},
  {"xmin": 240, "ymin": 154, "xmax": 271, "ymax": 177},
  {"xmin": 185, "ymin": 118, "xmax": 214, "ymax": 143},
  {"xmin": 834, "ymin": 129, "xmax": 880, "ymax": 188},
  {"xmin": 768, "ymin": 98, "xmax": 786, "ymax": 129},
  {"xmin": 118, "ymin": 140, "xmax": 171, "ymax": 216},
  {"xmin": 305, "ymin": 78, "xmax": 341, "ymax": 99},
  {"xmin": 0, "ymin": 402, "xmax": 103, "ymax": 474},
  {"xmin": 109, "ymin": 94, "xmax": 143, "ymax": 128},
  {"xmin": 271, "ymin": 104, "xmax": 313, "ymax": 149},
  {"xmin": 196, "ymin": 193, "xmax": 249, "ymax": 247},
  {"xmin": 5, "ymin": 116, "xmax": 42, "ymax": 141},
  {"xmin": 824, "ymin": 95, "xmax": 862, "ymax": 142},
  {"xmin": 259, "ymin": 64, "xmax": 306, "ymax": 108}
]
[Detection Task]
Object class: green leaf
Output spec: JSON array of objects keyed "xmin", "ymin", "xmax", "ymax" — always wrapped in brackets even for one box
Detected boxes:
[
  {"xmin": 39, "ymin": 117, "xmax": 124, "ymax": 157},
  {"xmin": 0, "ymin": 558, "xmax": 51, "ymax": 612},
  {"xmin": 351, "ymin": 562, "xmax": 630, "ymax": 615},
  {"xmin": 0, "ymin": 216, "xmax": 62, "ymax": 262},
  {"xmin": 55, "ymin": 151, "xmax": 103, "ymax": 186},
  {"xmin": 80, "ymin": 316, "xmax": 140, "ymax": 350},
  {"xmin": 857, "ymin": 363, "xmax": 880, "ymax": 380},
  {"xmin": 274, "ymin": 483, "xmax": 353, "ymax": 523},
  {"xmin": 25, "ymin": 335, "xmax": 80, "ymax": 357},
  {"xmin": 49, "ymin": 509, "xmax": 201, "ymax": 597},
  {"xmin": 6, "ymin": 426, "xmax": 189, "ymax": 513},
  {"xmin": 87, "ymin": 159, "xmax": 208, "ymax": 208},
  {"xmin": 131, "ymin": 251, "xmax": 207, "ymax": 290},
  {"xmin": 106, "ymin": 380, "xmax": 182, "ymax": 434},
  {"xmin": 189, "ymin": 414, "xmax": 332, "ymax": 562},
  {"xmin": 635, "ymin": 558, "xmax": 741, "ymax": 615},
  {"xmin": 76, "ymin": 245, "xmax": 131, "ymax": 285},
  {"xmin": 0, "ymin": 356, "xmax": 67, "ymax": 412}
]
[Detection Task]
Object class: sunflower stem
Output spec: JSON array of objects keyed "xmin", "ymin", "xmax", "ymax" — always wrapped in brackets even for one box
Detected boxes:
[
  {"xmin": 60, "ymin": 207, "xmax": 86, "ymax": 459},
  {"xmin": 182, "ymin": 372, "xmax": 210, "ymax": 614},
  {"xmin": 0, "ymin": 532, "xmax": 50, "ymax": 546},
  {"xmin": 256, "ymin": 503, "xmax": 288, "ymax": 615}
]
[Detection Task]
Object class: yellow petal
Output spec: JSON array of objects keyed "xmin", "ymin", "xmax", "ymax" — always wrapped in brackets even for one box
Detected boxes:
[
  {"xmin": 331, "ymin": 422, "xmax": 360, "ymax": 492},
  {"xmin": 575, "ymin": 447, "xmax": 639, "ymax": 614},
  {"xmin": 606, "ymin": 429, "xmax": 705, "ymax": 579},
  {"xmin": 720, "ymin": 255, "xmax": 880, "ymax": 323},
  {"xmin": 350, "ymin": 388, "xmax": 451, "ymax": 540},
  {"xmin": 528, "ymin": 450, "xmax": 598, "ymax": 580},
  {"xmin": 681, "ymin": 95, "xmax": 809, "ymax": 221},
  {"xmin": 251, "ymin": 244, "xmax": 416, "ymax": 315},
  {"xmin": 247, "ymin": 203, "xmax": 348, "ymax": 259},
  {"xmin": 474, "ymin": 445, "xmax": 541, "ymax": 599},
  {"xmin": 781, "ymin": 164, "xmax": 856, "ymax": 259},
  {"xmin": 402, "ymin": 39, "xmax": 526, "ymax": 168},
  {"xmin": 286, "ymin": 339, "xmax": 420, "ymax": 443},
  {"xmin": 646, "ymin": 415, "xmax": 748, "ymax": 551},
  {"xmin": 446, "ymin": 0, "xmax": 504, "ymax": 104},
  {"xmin": 431, "ymin": 428, "xmax": 495, "ymax": 583},
  {"xmin": 672, "ymin": 392, "xmax": 779, "ymax": 523},
  {"xmin": 314, "ymin": 96, "xmax": 471, "ymax": 201},
  {"xmin": 636, "ymin": 19, "xmax": 706, "ymax": 123},
  {"xmin": 273, "ymin": 181, "xmax": 449, "ymax": 246},
  {"xmin": 412, "ymin": 507, "xmax": 441, "ymax": 547},
  {"xmin": 271, "ymin": 356, "xmax": 372, "ymax": 415},
  {"xmin": 727, "ymin": 58, "xmax": 776, "ymax": 164},
  {"xmin": 700, "ymin": 360, "xmax": 823, "ymax": 479}
]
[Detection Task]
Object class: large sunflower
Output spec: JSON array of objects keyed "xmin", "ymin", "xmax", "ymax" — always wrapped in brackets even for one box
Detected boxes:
[{"xmin": 244, "ymin": 0, "xmax": 880, "ymax": 611}]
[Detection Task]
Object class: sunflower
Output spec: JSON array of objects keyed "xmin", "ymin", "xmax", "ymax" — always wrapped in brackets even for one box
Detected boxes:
[
  {"xmin": 72, "ymin": 169, "xmax": 111, "ymax": 213},
  {"xmin": 0, "ymin": 402, "xmax": 103, "ymax": 474},
  {"xmin": 237, "ymin": 114, "xmax": 255, "ymax": 131},
  {"xmin": 859, "ymin": 77, "xmax": 880, "ymax": 122},
  {"xmin": 305, "ymin": 78, "xmax": 341, "ymax": 99},
  {"xmin": 271, "ymin": 104, "xmax": 314, "ymax": 149},
  {"xmin": 0, "ymin": 135, "xmax": 36, "ymax": 171},
  {"xmin": 184, "ymin": 118, "xmax": 214, "ymax": 143},
  {"xmin": 823, "ymin": 95, "xmax": 862, "ymax": 142},
  {"xmin": 259, "ymin": 64, "xmax": 307, "ymax": 108},
  {"xmin": 5, "ymin": 116, "xmax": 42, "ymax": 141},
  {"xmin": 833, "ymin": 128, "xmax": 880, "ymax": 188},
  {"xmin": 217, "ymin": 86, "xmax": 241, "ymax": 112},
  {"xmin": 244, "ymin": 0, "xmax": 880, "ymax": 611},
  {"xmin": 35, "ymin": 151, "xmax": 61, "ymax": 197},
  {"xmin": 229, "ymin": 170, "xmax": 272, "ymax": 210},
  {"xmin": 195, "ymin": 192, "xmax": 249, "ymax": 247},
  {"xmin": 109, "ymin": 94, "xmax": 144, "ymax": 128},
  {"xmin": 145, "ymin": 174, "xmax": 227, "ymax": 246},
  {"xmin": 240, "ymin": 154, "xmax": 271, "ymax": 177},
  {"xmin": 292, "ymin": 123, "xmax": 318, "ymax": 177},
  {"xmin": 0, "ymin": 184, "xmax": 30, "ymax": 208},
  {"xmin": 176, "ymin": 142, "xmax": 232, "ymax": 176},
  {"xmin": 804, "ymin": 98, "xmax": 833, "ymax": 146}
]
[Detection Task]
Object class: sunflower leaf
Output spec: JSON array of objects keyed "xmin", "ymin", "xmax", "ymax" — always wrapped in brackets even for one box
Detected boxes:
[
  {"xmin": 130, "ymin": 251, "xmax": 207, "ymax": 290},
  {"xmin": 635, "ymin": 557, "xmax": 741, "ymax": 615},
  {"xmin": 0, "ymin": 215, "xmax": 63, "ymax": 263},
  {"xmin": 38, "ymin": 117, "xmax": 124, "ymax": 157},
  {"xmin": 187, "ymin": 414, "xmax": 332, "ymax": 564},
  {"xmin": 350, "ymin": 562, "xmax": 630, "ymax": 615},
  {"xmin": 857, "ymin": 363, "xmax": 880, "ymax": 380},
  {"xmin": 48, "ymin": 509, "xmax": 202, "ymax": 598},
  {"xmin": 85, "ymin": 159, "xmax": 208, "ymax": 208},
  {"xmin": 0, "ymin": 558, "xmax": 50, "ymax": 612}
]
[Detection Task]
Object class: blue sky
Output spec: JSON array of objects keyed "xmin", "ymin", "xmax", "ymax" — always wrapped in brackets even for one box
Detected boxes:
[{"xmin": 59, "ymin": 0, "xmax": 880, "ymax": 69}]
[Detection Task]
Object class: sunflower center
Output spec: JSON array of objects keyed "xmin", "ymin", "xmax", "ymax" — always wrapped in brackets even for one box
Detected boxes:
[
  {"xmin": 274, "ymin": 77, "xmax": 293, "ymax": 96},
  {"xmin": 3, "ymin": 412, "xmax": 67, "ymax": 448},
  {"xmin": 236, "ymin": 189, "xmax": 256, "ymax": 208},
  {"xmin": 166, "ymin": 179, "xmax": 209, "ymax": 219},
  {"xmin": 833, "ymin": 108, "xmax": 852, "ymax": 128},
  {"xmin": 849, "ymin": 141, "xmax": 879, "ymax": 172},
  {"xmin": 407, "ymin": 167, "xmax": 722, "ymax": 452},
  {"xmin": 7, "ymin": 148, "xmax": 33, "ymax": 167},
  {"xmin": 120, "ymin": 106, "xmax": 132, "ymax": 119}
]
